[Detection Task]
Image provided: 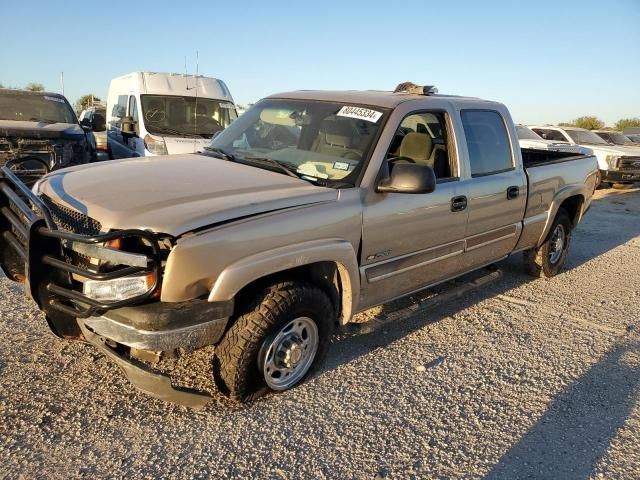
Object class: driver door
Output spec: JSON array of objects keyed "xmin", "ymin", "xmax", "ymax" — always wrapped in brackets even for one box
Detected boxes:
[{"xmin": 360, "ymin": 111, "xmax": 469, "ymax": 309}]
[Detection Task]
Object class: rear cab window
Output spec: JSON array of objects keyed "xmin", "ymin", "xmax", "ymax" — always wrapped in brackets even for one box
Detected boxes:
[
  {"xmin": 460, "ymin": 110, "xmax": 514, "ymax": 177},
  {"xmin": 532, "ymin": 128, "xmax": 568, "ymax": 142}
]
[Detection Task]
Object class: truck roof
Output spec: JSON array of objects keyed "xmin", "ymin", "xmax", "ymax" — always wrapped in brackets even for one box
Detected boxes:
[
  {"xmin": 0, "ymin": 88, "xmax": 66, "ymax": 99},
  {"xmin": 109, "ymin": 72, "xmax": 233, "ymax": 101},
  {"xmin": 530, "ymin": 125, "xmax": 590, "ymax": 132},
  {"xmin": 265, "ymin": 89, "xmax": 490, "ymax": 109}
]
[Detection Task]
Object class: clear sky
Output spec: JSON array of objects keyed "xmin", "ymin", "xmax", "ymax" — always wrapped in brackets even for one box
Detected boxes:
[{"xmin": 1, "ymin": 0, "xmax": 638, "ymax": 126}]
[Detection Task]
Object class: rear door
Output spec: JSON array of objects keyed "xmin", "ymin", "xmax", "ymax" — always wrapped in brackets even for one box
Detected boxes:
[
  {"xmin": 458, "ymin": 110, "xmax": 526, "ymax": 270},
  {"xmin": 360, "ymin": 110, "xmax": 469, "ymax": 308}
]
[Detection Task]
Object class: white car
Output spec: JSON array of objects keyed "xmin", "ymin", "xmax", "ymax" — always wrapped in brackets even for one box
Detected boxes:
[
  {"xmin": 516, "ymin": 125, "xmax": 587, "ymax": 154},
  {"xmin": 530, "ymin": 125, "xmax": 640, "ymax": 186}
]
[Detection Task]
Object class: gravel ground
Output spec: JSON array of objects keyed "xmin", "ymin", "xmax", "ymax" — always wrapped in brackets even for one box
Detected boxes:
[{"xmin": 0, "ymin": 186, "xmax": 639, "ymax": 479}]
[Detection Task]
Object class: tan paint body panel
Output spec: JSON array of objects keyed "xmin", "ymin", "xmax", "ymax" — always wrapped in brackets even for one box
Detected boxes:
[
  {"xmin": 39, "ymin": 155, "xmax": 336, "ymax": 235},
  {"xmin": 34, "ymin": 89, "xmax": 597, "ymax": 325}
]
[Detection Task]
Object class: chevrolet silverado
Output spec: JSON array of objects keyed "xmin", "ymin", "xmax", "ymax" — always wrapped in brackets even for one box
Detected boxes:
[{"xmin": 0, "ymin": 84, "xmax": 599, "ymax": 406}]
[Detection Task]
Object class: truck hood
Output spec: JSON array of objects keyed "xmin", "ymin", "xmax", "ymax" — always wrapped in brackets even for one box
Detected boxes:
[
  {"xmin": 583, "ymin": 144, "xmax": 640, "ymax": 156},
  {"xmin": 0, "ymin": 120, "xmax": 85, "ymax": 140},
  {"xmin": 38, "ymin": 154, "xmax": 337, "ymax": 236}
]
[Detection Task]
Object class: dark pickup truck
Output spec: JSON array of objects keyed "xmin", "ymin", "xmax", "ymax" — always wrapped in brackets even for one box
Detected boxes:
[{"xmin": 0, "ymin": 89, "xmax": 91, "ymax": 185}]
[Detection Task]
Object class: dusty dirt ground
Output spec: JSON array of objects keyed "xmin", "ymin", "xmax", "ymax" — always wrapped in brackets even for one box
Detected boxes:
[{"xmin": 0, "ymin": 186, "xmax": 639, "ymax": 479}]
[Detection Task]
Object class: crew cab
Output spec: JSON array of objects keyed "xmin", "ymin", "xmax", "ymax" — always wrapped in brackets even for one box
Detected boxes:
[
  {"xmin": 531, "ymin": 125, "xmax": 640, "ymax": 186},
  {"xmin": 0, "ymin": 88, "xmax": 91, "ymax": 185},
  {"xmin": 0, "ymin": 84, "xmax": 598, "ymax": 406}
]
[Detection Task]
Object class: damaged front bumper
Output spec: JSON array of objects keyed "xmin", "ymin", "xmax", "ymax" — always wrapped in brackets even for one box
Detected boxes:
[
  {"xmin": 83, "ymin": 298, "xmax": 233, "ymax": 351},
  {"xmin": 0, "ymin": 160, "xmax": 228, "ymax": 407}
]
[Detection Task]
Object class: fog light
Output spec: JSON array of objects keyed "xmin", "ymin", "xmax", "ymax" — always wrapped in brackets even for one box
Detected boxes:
[{"xmin": 83, "ymin": 274, "xmax": 154, "ymax": 302}]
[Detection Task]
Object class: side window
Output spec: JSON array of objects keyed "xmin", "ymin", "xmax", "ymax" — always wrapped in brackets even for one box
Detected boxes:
[
  {"xmin": 114, "ymin": 95, "xmax": 127, "ymax": 117},
  {"xmin": 535, "ymin": 129, "xmax": 566, "ymax": 142},
  {"xmin": 92, "ymin": 111, "xmax": 106, "ymax": 131},
  {"xmin": 386, "ymin": 111, "xmax": 455, "ymax": 180},
  {"xmin": 548, "ymin": 130, "xmax": 567, "ymax": 142},
  {"xmin": 128, "ymin": 96, "xmax": 139, "ymax": 134},
  {"xmin": 460, "ymin": 110, "xmax": 513, "ymax": 177}
]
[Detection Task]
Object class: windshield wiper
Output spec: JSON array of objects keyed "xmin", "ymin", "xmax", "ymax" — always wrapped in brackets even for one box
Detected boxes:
[
  {"xmin": 203, "ymin": 146, "xmax": 236, "ymax": 161},
  {"xmin": 241, "ymin": 156, "xmax": 304, "ymax": 180}
]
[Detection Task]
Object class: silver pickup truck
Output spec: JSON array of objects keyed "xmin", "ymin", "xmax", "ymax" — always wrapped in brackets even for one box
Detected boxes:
[{"xmin": 0, "ymin": 84, "xmax": 598, "ymax": 406}]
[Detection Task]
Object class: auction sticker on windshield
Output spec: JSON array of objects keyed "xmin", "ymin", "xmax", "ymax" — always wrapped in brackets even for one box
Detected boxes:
[{"xmin": 337, "ymin": 106, "xmax": 382, "ymax": 123}]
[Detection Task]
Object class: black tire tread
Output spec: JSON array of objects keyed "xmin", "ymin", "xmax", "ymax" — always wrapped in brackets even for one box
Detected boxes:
[
  {"xmin": 524, "ymin": 208, "xmax": 572, "ymax": 278},
  {"xmin": 213, "ymin": 281, "xmax": 334, "ymax": 402}
]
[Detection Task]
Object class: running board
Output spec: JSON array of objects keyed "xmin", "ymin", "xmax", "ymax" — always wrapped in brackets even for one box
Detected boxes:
[{"xmin": 346, "ymin": 266, "xmax": 502, "ymax": 334}]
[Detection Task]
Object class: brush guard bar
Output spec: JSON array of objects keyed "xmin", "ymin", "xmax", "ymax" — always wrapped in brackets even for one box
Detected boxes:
[{"xmin": 0, "ymin": 159, "xmax": 162, "ymax": 319}]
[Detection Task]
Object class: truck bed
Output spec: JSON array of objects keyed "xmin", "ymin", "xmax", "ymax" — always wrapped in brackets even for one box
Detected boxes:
[
  {"xmin": 517, "ymin": 150, "xmax": 598, "ymax": 252},
  {"xmin": 521, "ymin": 148, "xmax": 590, "ymax": 168}
]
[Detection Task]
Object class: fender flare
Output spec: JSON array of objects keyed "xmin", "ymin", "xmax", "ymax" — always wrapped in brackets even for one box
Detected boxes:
[
  {"xmin": 208, "ymin": 239, "xmax": 360, "ymax": 324},
  {"xmin": 536, "ymin": 184, "xmax": 586, "ymax": 247}
]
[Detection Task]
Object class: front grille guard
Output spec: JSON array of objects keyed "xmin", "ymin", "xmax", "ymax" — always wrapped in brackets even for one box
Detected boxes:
[{"xmin": 0, "ymin": 159, "xmax": 162, "ymax": 319}]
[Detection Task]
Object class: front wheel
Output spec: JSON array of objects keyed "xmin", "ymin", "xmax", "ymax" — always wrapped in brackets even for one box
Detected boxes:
[
  {"xmin": 213, "ymin": 281, "xmax": 335, "ymax": 401},
  {"xmin": 524, "ymin": 209, "xmax": 572, "ymax": 278}
]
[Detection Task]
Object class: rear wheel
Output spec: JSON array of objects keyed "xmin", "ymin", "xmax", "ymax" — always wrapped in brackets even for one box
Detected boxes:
[
  {"xmin": 524, "ymin": 209, "xmax": 572, "ymax": 278},
  {"xmin": 213, "ymin": 281, "xmax": 335, "ymax": 402}
]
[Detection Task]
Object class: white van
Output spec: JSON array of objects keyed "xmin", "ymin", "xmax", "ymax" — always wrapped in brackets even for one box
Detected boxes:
[{"xmin": 106, "ymin": 72, "xmax": 237, "ymax": 158}]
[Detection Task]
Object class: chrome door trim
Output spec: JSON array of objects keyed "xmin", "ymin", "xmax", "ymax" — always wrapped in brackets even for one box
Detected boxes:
[
  {"xmin": 465, "ymin": 225, "xmax": 518, "ymax": 252},
  {"xmin": 365, "ymin": 239, "xmax": 465, "ymax": 283}
]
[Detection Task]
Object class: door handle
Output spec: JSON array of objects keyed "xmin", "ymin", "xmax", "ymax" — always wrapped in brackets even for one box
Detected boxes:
[
  {"xmin": 451, "ymin": 195, "xmax": 467, "ymax": 212},
  {"xmin": 507, "ymin": 186, "xmax": 519, "ymax": 199}
]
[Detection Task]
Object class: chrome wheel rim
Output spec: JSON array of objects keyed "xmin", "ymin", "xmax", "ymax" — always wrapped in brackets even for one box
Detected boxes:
[
  {"xmin": 548, "ymin": 224, "xmax": 565, "ymax": 264},
  {"xmin": 261, "ymin": 317, "xmax": 319, "ymax": 390}
]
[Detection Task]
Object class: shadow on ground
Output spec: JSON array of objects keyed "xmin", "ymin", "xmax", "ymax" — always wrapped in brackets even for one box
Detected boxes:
[
  {"xmin": 566, "ymin": 188, "xmax": 640, "ymax": 270},
  {"xmin": 320, "ymin": 188, "xmax": 639, "ymax": 377},
  {"xmin": 486, "ymin": 336, "xmax": 640, "ymax": 479}
]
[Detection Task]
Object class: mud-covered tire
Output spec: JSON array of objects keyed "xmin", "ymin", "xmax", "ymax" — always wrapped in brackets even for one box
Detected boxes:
[
  {"xmin": 213, "ymin": 281, "xmax": 335, "ymax": 402},
  {"xmin": 612, "ymin": 183, "xmax": 633, "ymax": 190},
  {"xmin": 524, "ymin": 209, "xmax": 572, "ymax": 278}
]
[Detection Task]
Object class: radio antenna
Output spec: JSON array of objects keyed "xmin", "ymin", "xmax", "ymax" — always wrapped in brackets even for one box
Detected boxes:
[
  {"xmin": 194, "ymin": 51, "xmax": 199, "ymax": 143},
  {"xmin": 184, "ymin": 56, "xmax": 190, "ymax": 90}
]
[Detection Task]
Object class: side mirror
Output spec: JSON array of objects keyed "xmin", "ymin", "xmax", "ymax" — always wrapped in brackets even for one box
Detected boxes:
[
  {"xmin": 120, "ymin": 116, "xmax": 137, "ymax": 135},
  {"xmin": 80, "ymin": 118, "xmax": 92, "ymax": 130},
  {"xmin": 377, "ymin": 162, "xmax": 436, "ymax": 194}
]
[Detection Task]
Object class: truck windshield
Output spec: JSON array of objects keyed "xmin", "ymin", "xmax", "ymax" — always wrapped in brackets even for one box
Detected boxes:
[
  {"xmin": 564, "ymin": 129, "xmax": 608, "ymax": 145},
  {"xmin": 141, "ymin": 95, "xmax": 237, "ymax": 138},
  {"xmin": 601, "ymin": 132, "xmax": 633, "ymax": 145},
  {"xmin": 516, "ymin": 125, "xmax": 543, "ymax": 140},
  {"xmin": 206, "ymin": 98, "xmax": 389, "ymax": 184},
  {"xmin": 0, "ymin": 92, "xmax": 76, "ymax": 124}
]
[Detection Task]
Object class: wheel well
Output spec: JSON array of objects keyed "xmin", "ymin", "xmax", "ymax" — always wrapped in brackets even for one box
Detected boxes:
[
  {"xmin": 232, "ymin": 262, "xmax": 343, "ymax": 323},
  {"xmin": 558, "ymin": 195, "xmax": 584, "ymax": 227}
]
